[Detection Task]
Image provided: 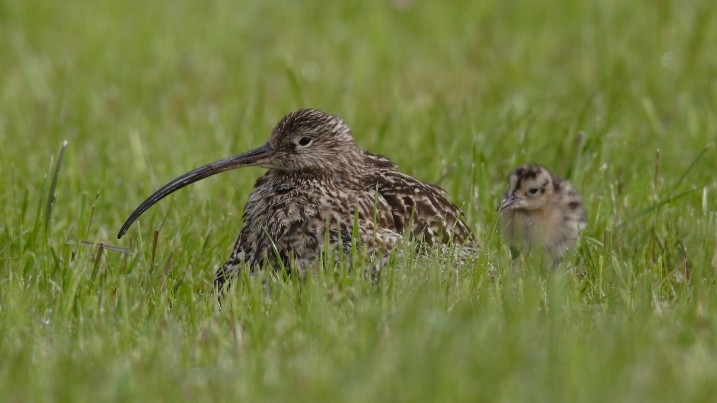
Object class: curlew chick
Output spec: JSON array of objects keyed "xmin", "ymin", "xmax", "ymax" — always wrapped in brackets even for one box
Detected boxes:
[
  {"xmin": 118, "ymin": 108, "xmax": 474, "ymax": 289},
  {"xmin": 498, "ymin": 164, "xmax": 587, "ymax": 263}
]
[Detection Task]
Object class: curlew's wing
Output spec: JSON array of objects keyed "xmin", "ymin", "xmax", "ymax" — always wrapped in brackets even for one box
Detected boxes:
[
  {"xmin": 363, "ymin": 152, "xmax": 474, "ymax": 245},
  {"xmin": 215, "ymin": 169, "xmax": 403, "ymax": 288}
]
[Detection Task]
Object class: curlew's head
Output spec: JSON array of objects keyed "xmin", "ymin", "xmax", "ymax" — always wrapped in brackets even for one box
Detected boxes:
[
  {"xmin": 117, "ymin": 108, "xmax": 361, "ymax": 239},
  {"xmin": 499, "ymin": 164, "xmax": 557, "ymax": 212},
  {"xmin": 265, "ymin": 108, "xmax": 360, "ymax": 171}
]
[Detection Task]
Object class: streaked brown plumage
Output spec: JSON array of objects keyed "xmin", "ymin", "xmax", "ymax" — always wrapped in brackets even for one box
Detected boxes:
[
  {"xmin": 118, "ymin": 108, "xmax": 474, "ymax": 288},
  {"xmin": 498, "ymin": 164, "xmax": 586, "ymax": 262}
]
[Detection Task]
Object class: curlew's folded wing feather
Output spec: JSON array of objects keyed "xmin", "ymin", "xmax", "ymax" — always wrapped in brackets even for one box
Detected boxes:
[{"xmin": 362, "ymin": 152, "xmax": 473, "ymax": 245}]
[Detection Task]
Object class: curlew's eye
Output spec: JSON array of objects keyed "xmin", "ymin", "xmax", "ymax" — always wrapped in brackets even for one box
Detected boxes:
[
  {"xmin": 527, "ymin": 187, "xmax": 539, "ymax": 196},
  {"xmin": 297, "ymin": 137, "xmax": 312, "ymax": 146}
]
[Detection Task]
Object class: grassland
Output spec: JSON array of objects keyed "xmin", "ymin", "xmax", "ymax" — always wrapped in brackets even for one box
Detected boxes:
[{"xmin": 1, "ymin": 0, "xmax": 716, "ymax": 401}]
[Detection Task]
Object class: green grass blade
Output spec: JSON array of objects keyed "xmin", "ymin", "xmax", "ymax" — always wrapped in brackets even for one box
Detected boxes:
[{"xmin": 44, "ymin": 140, "xmax": 68, "ymax": 236}]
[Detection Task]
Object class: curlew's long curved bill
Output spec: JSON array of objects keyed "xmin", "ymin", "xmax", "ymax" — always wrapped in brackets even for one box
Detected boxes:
[{"xmin": 117, "ymin": 143, "xmax": 273, "ymax": 239}]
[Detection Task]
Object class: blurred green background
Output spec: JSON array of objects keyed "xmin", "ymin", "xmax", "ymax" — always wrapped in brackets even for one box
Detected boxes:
[{"xmin": 1, "ymin": 0, "xmax": 716, "ymax": 401}]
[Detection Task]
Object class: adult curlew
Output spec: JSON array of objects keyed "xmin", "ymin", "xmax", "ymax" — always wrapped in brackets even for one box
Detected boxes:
[{"xmin": 118, "ymin": 108, "xmax": 474, "ymax": 288}]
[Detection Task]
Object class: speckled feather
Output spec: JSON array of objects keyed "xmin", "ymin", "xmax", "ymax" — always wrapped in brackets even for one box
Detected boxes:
[{"xmin": 214, "ymin": 109, "xmax": 474, "ymax": 287}]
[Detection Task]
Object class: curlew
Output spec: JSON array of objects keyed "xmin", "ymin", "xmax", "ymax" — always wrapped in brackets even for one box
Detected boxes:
[
  {"xmin": 498, "ymin": 164, "xmax": 587, "ymax": 263},
  {"xmin": 118, "ymin": 108, "xmax": 474, "ymax": 288}
]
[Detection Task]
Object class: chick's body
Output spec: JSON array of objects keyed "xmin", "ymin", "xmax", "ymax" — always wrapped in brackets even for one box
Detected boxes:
[{"xmin": 499, "ymin": 164, "xmax": 586, "ymax": 261}]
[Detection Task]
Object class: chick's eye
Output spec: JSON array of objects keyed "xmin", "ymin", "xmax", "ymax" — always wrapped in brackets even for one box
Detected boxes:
[
  {"xmin": 528, "ymin": 187, "xmax": 539, "ymax": 195},
  {"xmin": 298, "ymin": 137, "xmax": 312, "ymax": 146}
]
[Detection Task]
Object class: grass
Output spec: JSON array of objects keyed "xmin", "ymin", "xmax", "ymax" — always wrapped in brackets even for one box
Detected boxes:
[{"xmin": 1, "ymin": 0, "xmax": 716, "ymax": 401}]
